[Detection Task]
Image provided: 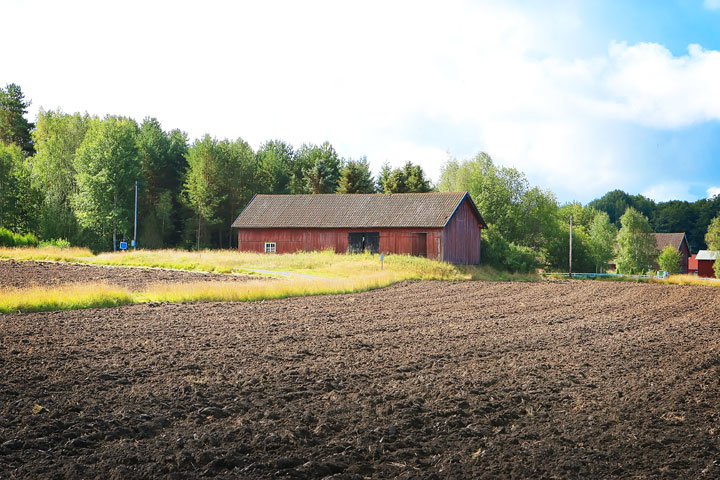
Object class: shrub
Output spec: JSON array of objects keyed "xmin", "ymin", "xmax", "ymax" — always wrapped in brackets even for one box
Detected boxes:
[
  {"xmin": 657, "ymin": 245, "xmax": 681, "ymax": 275},
  {"xmin": 482, "ymin": 226, "xmax": 540, "ymax": 273},
  {"xmin": 39, "ymin": 238, "xmax": 72, "ymax": 248},
  {"xmin": 15, "ymin": 232, "xmax": 38, "ymax": 247},
  {"xmin": 0, "ymin": 228, "xmax": 15, "ymax": 247}
]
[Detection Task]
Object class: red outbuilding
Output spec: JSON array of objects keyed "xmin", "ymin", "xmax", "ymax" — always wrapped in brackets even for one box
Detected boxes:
[
  {"xmin": 688, "ymin": 254, "xmax": 698, "ymax": 275},
  {"xmin": 653, "ymin": 233, "xmax": 691, "ymax": 273},
  {"xmin": 696, "ymin": 250, "xmax": 720, "ymax": 278},
  {"xmin": 231, "ymin": 192, "xmax": 488, "ymax": 264}
]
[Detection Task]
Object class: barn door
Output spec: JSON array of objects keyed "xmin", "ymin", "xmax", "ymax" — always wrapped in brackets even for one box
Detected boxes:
[
  {"xmin": 365, "ymin": 232, "xmax": 379, "ymax": 253},
  {"xmin": 348, "ymin": 232, "xmax": 380, "ymax": 254},
  {"xmin": 348, "ymin": 233, "xmax": 364, "ymax": 253},
  {"xmin": 411, "ymin": 233, "xmax": 427, "ymax": 257}
]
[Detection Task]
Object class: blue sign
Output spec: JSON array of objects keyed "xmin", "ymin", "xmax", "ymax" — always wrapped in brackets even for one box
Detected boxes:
[
  {"xmin": 119, "ymin": 242, "xmax": 128, "ymax": 250},
  {"xmin": 131, "ymin": 240, "xmax": 136, "ymax": 247}
]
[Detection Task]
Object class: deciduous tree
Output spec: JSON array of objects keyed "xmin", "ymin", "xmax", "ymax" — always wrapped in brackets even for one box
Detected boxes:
[
  {"xmin": 72, "ymin": 117, "xmax": 142, "ymax": 251},
  {"xmin": 615, "ymin": 207, "xmax": 656, "ymax": 274},
  {"xmin": 31, "ymin": 109, "xmax": 93, "ymax": 240},
  {"xmin": 657, "ymin": 245, "xmax": 681, "ymax": 274}
]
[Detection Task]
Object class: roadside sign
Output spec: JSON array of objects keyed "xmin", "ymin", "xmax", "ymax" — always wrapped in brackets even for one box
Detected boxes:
[
  {"xmin": 381, "ymin": 253, "xmax": 384, "ymax": 270},
  {"xmin": 131, "ymin": 240, "xmax": 136, "ymax": 247},
  {"xmin": 120, "ymin": 242, "xmax": 128, "ymax": 250}
]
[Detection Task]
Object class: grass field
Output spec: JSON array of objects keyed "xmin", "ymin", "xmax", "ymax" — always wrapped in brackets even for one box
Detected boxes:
[{"xmin": 0, "ymin": 247, "xmax": 539, "ymax": 313}]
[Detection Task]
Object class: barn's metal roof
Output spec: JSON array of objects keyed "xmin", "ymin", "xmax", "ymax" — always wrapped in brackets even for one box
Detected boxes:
[
  {"xmin": 231, "ymin": 192, "xmax": 487, "ymax": 229},
  {"xmin": 696, "ymin": 250, "xmax": 720, "ymax": 261}
]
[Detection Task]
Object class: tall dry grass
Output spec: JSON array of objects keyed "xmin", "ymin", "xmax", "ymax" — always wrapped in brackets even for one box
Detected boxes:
[
  {"xmin": 0, "ymin": 283, "xmax": 133, "ymax": 314},
  {"xmin": 651, "ymin": 274, "xmax": 720, "ymax": 286},
  {"xmin": 0, "ymin": 246, "xmax": 93, "ymax": 262}
]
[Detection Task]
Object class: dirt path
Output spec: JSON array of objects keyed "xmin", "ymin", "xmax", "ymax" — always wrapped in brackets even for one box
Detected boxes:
[
  {"xmin": 2, "ymin": 279, "xmax": 720, "ymax": 478},
  {"xmin": 0, "ymin": 259, "xmax": 261, "ymax": 290}
]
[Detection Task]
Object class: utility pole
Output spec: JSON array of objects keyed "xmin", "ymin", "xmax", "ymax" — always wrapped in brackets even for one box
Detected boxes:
[
  {"xmin": 569, "ymin": 215, "xmax": 573, "ymax": 277},
  {"xmin": 134, "ymin": 181, "xmax": 138, "ymax": 250}
]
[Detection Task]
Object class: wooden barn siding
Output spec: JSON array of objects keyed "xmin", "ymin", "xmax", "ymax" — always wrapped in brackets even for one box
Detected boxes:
[
  {"xmin": 698, "ymin": 259, "xmax": 716, "ymax": 278},
  {"xmin": 442, "ymin": 199, "xmax": 482, "ymax": 264},
  {"xmin": 679, "ymin": 240, "xmax": 690, "ymax": 274},
  {"xmin": 238, "ymin": 228, "xmax": 443, "ymax": 259}
]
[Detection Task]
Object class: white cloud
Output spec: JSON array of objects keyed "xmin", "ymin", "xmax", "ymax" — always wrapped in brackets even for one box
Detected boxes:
[
  {"xmin": 705, "ymin": 0, "xmax": 720, "ymax": 10},
  {"xmin": 642, "ymin": 183, "xmax": 697, "ymax": 202},
  {"xmin": 708, "ymin": 186, "xmax": 720, "ymax": 198},
  {"xmin": 4, "ymin": 0, "xmax": 720, "ymax": 202}
]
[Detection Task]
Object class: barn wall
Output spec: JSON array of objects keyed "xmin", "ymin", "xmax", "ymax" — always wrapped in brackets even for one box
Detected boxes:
[
  {"xmin": 698, "ymin": 260, "xmax": 716, "ymax": 278},
  {"xmin": 442, "ymin": 199, "xmax": 482, "ymax": 264},
  {"xmin": 679, "ymin": 240, "xmax": 690, "ymax": 274},
  {"xmin": 238, "ymin": 228, "xmax": 444, "ymax": 259}
]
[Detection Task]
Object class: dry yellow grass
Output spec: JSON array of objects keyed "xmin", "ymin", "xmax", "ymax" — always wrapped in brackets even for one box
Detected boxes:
[
  {"xmin": 0, "ymin": 283, "xmax": 133, "ymax": 314},
  {"xmin": 0, "ymin": 246, "xmax": 93, "ymax": 262},
  {"xmin": 651, "ymin": 274, "xmax": 720, "ymax": 286},
  {"xmin": 0, "ymin": 247, "xmax": 538, "ymax": 313},
  {"xmin": 0, "ymin": 273, "xmax": 404, "ymax": 314}
]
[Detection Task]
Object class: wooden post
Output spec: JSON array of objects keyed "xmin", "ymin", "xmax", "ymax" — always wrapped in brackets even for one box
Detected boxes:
[{"xmin": 569, "ymin": 215, "xmax": 573, "ymax": 276}]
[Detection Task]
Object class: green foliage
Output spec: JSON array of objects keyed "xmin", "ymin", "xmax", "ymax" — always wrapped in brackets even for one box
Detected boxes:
[
  {"xmin": 591, "ymin": 190, "xmax": 720, "ymax": 252},
  {"xmin": 588, "ymin": 189, "xmax": 656, "ymax": 228},
  {"xmin": 0, "ymin": 142, "xmax": 41, "ymax": 233},
  {"xmin": 257, "ymin": 140, "xmax": 295, "ymax": 194},
  {"xmin": 0, "ymin": 227, "xmax": 14, "ymax": 246},
  {"xmin": 615, "ymin": 207, "xmax": 657, "ymax": 274},
  {"xmin": 72, "ymin": 116, "xmax": 142, "ymax": 250},
  {"xmin": 705, "ymin": 216, "xmax": 720, "ymax": 250},
  {"xmin": 657, "ymin": 245, "xmax": 681, "ymax": 274},
  {"xmin": 376, "ymin": 162, "xmax": 392, "ymax": 193},
  {"xmin": 440, "ymin": 153, "xmax": 534, "ymax": 243},
  {"xmin": 31, "ymin": 109, "xmax": 93, "ymax": 240},
  {"xmin": 381, "ymin": 161, "xmax": 432, "ymax": 193},
  {"xmin": 39, "ymin": 238, "xmax": 72, "ymax": 248},
  {"xmin": 0, "ymin": 228, "xmax": 38, "ymax": 247},
  {"xmin": 337, "ymin": 157, "xmax": 375, "ymax": 193},
  {"xmin": 0, "ymin": 83, "xmax": 34, "ymax": 155},
  {"xmin": 588, "ymin": 211, "xmax": 617, "ymax": 272},
  {"xmin": 481, "ymin": 226, "xmax": 540, "ymax": 273},
  {"xmin": 298, "ymin": 142, "xmax": 341, "ymax": 194}
]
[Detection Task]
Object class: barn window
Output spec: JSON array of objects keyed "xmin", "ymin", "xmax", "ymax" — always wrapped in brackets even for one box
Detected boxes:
[{"xmin": 264, "ymin": 242, "xmax": 276, "ymax": 253}]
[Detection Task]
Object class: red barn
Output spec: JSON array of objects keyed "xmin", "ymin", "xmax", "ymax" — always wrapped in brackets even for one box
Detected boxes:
[
  {"xmin": 696, "ymin": 250, "xmax": 720, "ymax": 278},
  {"xmin": 653, "ymin": 233, "xmax": 691, "ymax": 273},
  {"xmin": 231, "ymin": 192, "xmax": 488, "ymax": 264}
]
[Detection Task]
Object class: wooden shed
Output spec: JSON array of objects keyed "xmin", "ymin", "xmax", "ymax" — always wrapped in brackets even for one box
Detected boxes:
[
  {"xmin": 696, "ymin": 250, "xmax": 720, "ymax": 278},
  {"xmin": 231, "ymin": 192, "xmax": 488, "ymax": 264}
]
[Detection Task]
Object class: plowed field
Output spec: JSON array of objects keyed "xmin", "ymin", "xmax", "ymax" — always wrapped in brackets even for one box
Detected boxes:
[
  {"xmin": 0, "ymin": 260, "xmax": 258, "ymax": 290},
  {"xmin": 2, "ymin": 272, "xmax": 720, "ymax": 478}
]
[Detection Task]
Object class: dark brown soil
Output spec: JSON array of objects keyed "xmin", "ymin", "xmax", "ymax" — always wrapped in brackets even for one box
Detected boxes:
[
  {"xmin": 0, "ymin": 260, "xmax": 258, "ymax": 290},
  {"xmin": 2, "ymin": 277, "xmax": 720, "ymax": 479}
]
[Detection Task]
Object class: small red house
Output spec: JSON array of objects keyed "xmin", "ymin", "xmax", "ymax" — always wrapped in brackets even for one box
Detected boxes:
[
  {"xmin": 231, "ymin": 192, "xmax": 488, "ymax": 264},
  {"xmin": 696, "ymin": 250, "xmax": 719, "ymax": 278},
  {"xmin": 653, "ymin": 232, "xmax": 691, "ymax": 273}
]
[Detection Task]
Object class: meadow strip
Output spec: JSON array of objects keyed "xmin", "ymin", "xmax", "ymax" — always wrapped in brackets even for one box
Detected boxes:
[
  {"xmin": 0, "ymin": 284, "xmax": 134, "ymax": 314},
  {"xmin": 0, "ymin": 273, "xmax": 407, "ymax": 314}
]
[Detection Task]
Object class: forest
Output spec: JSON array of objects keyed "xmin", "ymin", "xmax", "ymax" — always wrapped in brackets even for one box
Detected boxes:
[{"xmin": 2, "ymin": 83, "xmax": 720, "ymax": 272}]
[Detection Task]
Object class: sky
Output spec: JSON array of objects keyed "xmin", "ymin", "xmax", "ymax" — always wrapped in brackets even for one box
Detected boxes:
[{"xmin": 3, "ymin": 0, "xmax": 720, "ymax": 204}]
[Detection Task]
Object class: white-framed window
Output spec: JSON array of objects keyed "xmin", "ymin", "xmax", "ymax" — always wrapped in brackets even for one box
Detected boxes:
[{"xmin": 264, "ymin": 242, "xmax": 276, "ymax": 253}]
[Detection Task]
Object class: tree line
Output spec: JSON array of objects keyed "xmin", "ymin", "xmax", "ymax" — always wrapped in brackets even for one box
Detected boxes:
[
  {"xmin": 0, "ymin": 84, "xmax": 431, "ymax": 251},
  {"xmin": 2, "ymin": 82, "xmax": 720, "ymax": 275}
]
